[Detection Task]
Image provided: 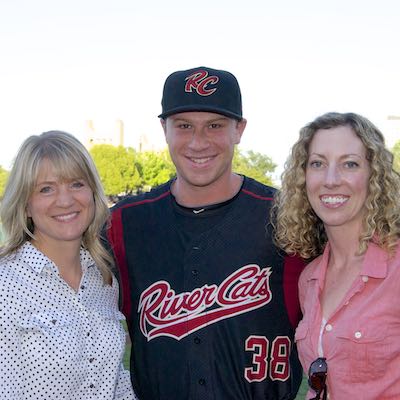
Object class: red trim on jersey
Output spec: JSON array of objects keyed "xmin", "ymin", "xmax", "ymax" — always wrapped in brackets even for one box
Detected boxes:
[
  {"xmin": 108, "ymin": 190, "xmax": 171, "ymax": 318},
  {"xmin": 118, "ymin": 191, "xmax": 171, "ymax": 209},
  {"xmin": 241, "ymin": 188, "xmax": 274, "ymax": 201},
  {"xmin": 283, "ymin": 255, "xmax": 305, "ymax": 328},
  {"xmin": 107, "ymin": 208, "xmax": 132, "ymax": 318}
]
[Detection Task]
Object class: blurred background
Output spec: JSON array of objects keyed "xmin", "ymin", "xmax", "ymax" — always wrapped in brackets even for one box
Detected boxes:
[{"xmin": 0, "ymin": 0, "xmax": 399, "ymax": 194}]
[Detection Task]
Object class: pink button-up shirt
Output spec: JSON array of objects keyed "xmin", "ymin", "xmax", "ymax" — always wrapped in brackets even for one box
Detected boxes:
[{"xmin": 295, "ymin": 241, "xmax": 400, "ymax": 400}]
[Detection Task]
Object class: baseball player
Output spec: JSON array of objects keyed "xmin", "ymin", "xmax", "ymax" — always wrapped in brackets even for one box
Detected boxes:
[{"xmin": 107, "ymin": 66, "xmax": 305, "ymax": 399}]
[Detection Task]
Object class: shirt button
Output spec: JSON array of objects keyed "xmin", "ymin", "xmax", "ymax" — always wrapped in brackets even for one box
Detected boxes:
[
  {"xmin": 362, "ymin": 276, "xmax": 369, "ymax": 283},
  {"xmin": 192, "ymin": 246, "xmax": 200, "ymax": 250},
  {"xmin": 89, "ymin": 384, "xmax": 95, "ymax": 389},
  {"xmin": 191, "ymin": 269, "xmax": 199, "ymax": 276},
  {"xmin": 194, "ymin": 337, "xmax": 201, "ymax": 344},
  {"xmin": 354, "ymin": 331, "xmax": 362, "ymax": 339},
  {"xmin": 198, "ymin": 378, "xmax": 206, "ymax": 385},
  {"xmin": 325, "ymin": 324, "xmax": 333, "ymax": 332},
  {"xmin": 87, "ymin": 332, "xmax": 91, "ymax": 337},
  {"xmin": 89, "ymin": 358, "xmax": 95, "ymax": 363},
  {"xmin": 80, "ymin": 285, "xmax": 85, "ymax": 290}
]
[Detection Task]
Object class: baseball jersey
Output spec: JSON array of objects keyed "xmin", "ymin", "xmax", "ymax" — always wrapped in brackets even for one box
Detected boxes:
[{"xmin": 107, "ymin": 176, "xmax": 304, "ymax": 400}]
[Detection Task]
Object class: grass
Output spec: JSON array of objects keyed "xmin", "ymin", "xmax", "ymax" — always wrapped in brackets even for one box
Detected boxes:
[
  {"xmin": 296, "ymin": 377, "xmax": 308, "ymax": 399},
  {"xmin": 123, "ymin": 342, "xmax": 131, "ymax": 370}
]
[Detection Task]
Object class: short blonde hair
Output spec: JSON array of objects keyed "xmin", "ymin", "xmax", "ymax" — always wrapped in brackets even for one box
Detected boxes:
[
  {"xmin": 273, "ymin": 112, "xmax": 400, "ymax": 259},
  {"xmin": 1, "ymin": 131, "xmax": 113, "ymax": 283}
]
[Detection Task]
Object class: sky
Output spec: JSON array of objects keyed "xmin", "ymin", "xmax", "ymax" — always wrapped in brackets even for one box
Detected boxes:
[{"xmin": 1, "ymin": 0, "xmax": 399, "ymax": 181}]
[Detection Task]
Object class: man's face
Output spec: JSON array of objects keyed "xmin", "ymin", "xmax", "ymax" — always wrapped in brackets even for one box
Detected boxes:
[{"xmin": 161, "ymin": 111, "xmax": 246, "ymax": 192}]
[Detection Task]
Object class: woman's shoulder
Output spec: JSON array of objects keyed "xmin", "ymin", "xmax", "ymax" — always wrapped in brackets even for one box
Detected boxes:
[
  {"xmin": 0, "ymin": 253, "xmax": 23, "ymax": 304},
  {"xmin": 0, "ymin": 244, "xmax": 36, "ymax": 287},
  {"xmin": 0, "ymin": 252, "xmax": 18, "ymax": 277}
]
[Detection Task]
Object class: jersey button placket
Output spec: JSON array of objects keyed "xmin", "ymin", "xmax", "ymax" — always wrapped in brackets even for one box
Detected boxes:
[
  {"xmin": 189, "ymin": 332, "xmax": 211, "ymax": 398},
  {"xmin": 191, "ymin": 268, "xmax": 199, "ymax": 277},
  {"xmin": 186, "ymin": 242, "xmax": 212, "ymax": 398},
  {"xmin": 191, "ymin": 244, "xmax": 201, "ymax": 278}
]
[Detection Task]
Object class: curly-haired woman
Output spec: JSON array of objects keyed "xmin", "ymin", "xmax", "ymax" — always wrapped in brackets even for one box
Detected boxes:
[{"xmin": 273, "ymin": 112, "xmax": 400, "ymax": 400}]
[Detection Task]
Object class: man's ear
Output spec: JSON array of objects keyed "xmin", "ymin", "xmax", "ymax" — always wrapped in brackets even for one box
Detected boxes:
[
  {"xmin": 160, "ymin": 118, "xmax": 167, "ymax": 135},
  {"xmin": 235, "ymin": 118, "xmax": 247, "ymax": 144}
]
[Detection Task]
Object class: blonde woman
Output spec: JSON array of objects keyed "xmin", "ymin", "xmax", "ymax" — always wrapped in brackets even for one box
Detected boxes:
[
  {"xmin": 273, "ymin": 112, "xmax": 400, "ymax": 399},
  {"xmin": 0, "ymin": 131, "xmax": 136, "ymax": 399}
]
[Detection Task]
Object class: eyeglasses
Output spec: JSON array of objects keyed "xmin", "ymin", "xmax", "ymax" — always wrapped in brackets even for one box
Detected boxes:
[{"xmin": 308, "ymin": 357, "xmax": 328, "ymax": 400}]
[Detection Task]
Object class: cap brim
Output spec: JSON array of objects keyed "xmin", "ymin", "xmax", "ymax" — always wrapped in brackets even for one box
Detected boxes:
[{"xmin": 158, "ymin": 105, "xmax": 242, "ymax": 121}]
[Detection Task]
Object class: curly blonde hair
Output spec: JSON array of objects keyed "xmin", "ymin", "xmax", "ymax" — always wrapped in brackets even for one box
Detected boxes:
[
  {"xmin": 273, "ymin": 112, "xmax": 400, "ymax": 259},
  {"xmin": 0, "ymin": 131, "xmax": 113, "ymax": 283}
]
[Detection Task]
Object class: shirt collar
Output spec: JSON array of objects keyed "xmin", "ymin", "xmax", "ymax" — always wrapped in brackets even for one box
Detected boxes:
[
  {"xmin": 308, "ymin": 243, "xmax": 330, "ymax": 289},
  {"xmin": 18, "ymin": 242, "xmax": 95, "ymax": 275},
  {"xmin": 360, "ymin": 241, "xmax": 388, "ymax": 278},
  {"xmin": 307, "ymin": 241, "xmax": 389, "ymax": 283}
]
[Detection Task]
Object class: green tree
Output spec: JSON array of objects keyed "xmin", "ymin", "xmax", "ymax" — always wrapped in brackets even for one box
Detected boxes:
[
  {"xmin": 0, "ymin": 166, "xmax": 9, "ymax": 198},
  {"xmin": 392, "ymin": 140, "xmax": 400, "ymax": 173},
  {"xmin": 90, "ymin": 145, "xmax": 142, "ymax": 196},
  {"xmin": 138, "ymin": 149, "xmax": 176, "ymax": 189},
  {"xmin": 233, "ymin": 148, "xmax": 276, "ymax": 187}
]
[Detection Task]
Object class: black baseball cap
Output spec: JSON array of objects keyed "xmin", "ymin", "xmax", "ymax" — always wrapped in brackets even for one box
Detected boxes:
[{"xmin": 158, "ymin": 66, "xmax": 243, "ymax": 120}]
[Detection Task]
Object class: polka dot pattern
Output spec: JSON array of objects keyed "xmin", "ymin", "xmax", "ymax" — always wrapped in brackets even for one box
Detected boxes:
[{"xmin": 0, "ymin": 242, "xmax": 137, "ymax": 399}]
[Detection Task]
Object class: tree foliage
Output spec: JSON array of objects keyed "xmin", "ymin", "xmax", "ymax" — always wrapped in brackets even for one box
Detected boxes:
[
  {"xmin": 392, "ymin": 140, "xmax": 400, "ymax": 173},
  {"xmin": 138, "ymin": 149, "xmax": 176, "ymax": 189},
  {"xmin": 90, "ymin": 145, "xmax": 142, "ymax": 196},
  {"xmin": 90, "ymin": 144, "xmax": 276, "ymax": 196},
  {"xmin": 0, "ymin": 166, "xmax": 9, "ymax": 198},
  {"xmin": 90, "ymin": 145, "xmax": 176, "ymax": 195},
  {"xmin": 233, "ymin": 148, "xmax": 276, "ymax": 187}
]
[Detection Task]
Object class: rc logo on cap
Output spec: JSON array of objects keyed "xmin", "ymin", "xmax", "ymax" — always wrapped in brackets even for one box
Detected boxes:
[
  {"xmin": 159, "ymin": 66, "xmax": 243, "ymax": 120},
  {"xmin": 185, "ymin": 70, "xmax": 219, "ymax": 96}
]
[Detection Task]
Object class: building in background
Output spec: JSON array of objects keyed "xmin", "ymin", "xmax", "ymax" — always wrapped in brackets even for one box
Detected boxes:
[
  {"xmin": 85, "ymin": 119, "xmax": 124, "ymax": 149},
  {"xmin": 84, "ymin": 119, "xmax": 160, "ymax": 152}
]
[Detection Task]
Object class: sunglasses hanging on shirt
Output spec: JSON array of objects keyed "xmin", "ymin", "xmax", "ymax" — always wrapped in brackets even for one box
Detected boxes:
[{"xmin": 308, "ymin": 357, "xmax": 328, "ymax": 400}]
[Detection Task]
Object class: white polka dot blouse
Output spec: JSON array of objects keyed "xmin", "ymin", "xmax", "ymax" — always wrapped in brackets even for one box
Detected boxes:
[{"xmin": 0, "ymin": 241, "xmax": 137, "ymax": 399}]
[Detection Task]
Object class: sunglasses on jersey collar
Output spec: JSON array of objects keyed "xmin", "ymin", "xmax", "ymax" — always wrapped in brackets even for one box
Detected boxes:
[{"xmin": 308, "ymin": 357, "xmax": 328, "ymax": 400}]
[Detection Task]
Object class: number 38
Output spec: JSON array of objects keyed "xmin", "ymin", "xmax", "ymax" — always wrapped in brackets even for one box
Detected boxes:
[{"xmin": 244, "ymin": 335, "xmax": 291, "ymax": 382}]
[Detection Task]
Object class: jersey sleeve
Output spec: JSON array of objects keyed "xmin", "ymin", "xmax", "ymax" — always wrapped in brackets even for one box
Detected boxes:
[{"xmin": 283, "ymin": 253, "xmax": 306, "ymax": 328}]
